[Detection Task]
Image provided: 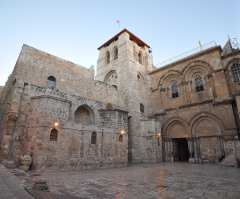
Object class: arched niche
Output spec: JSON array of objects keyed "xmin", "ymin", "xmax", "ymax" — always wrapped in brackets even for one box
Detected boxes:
[
  {"xmin": 192, "ymin": 117, "xmax": 221, "ymax": 137},
  {"xmin": 74, "ymin": 104, "xmax": 95, "ymax": 125}
]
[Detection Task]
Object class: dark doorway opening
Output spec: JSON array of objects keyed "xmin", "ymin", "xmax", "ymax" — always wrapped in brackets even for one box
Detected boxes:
[{"xmin": 172, "ymin": 138, "xmax": 189, "ymax": 161}]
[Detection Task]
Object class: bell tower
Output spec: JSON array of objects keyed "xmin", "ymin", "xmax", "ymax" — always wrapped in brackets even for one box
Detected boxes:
[{"xmin": 96, "ymin": 29, "xmax": 162, "ymax": 163}]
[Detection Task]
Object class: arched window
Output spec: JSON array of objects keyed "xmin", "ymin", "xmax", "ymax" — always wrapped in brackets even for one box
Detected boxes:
[
  {"xmin": 91, "ymin": 132, "xmax": 97, "ymax": 144},
  {"xmin": 194, "ymin": 75, "xmax": 204, "ymax": 92},
  {"xmin": 232, "ymin": 63, "xmax": 240, "ymax": 82},
  {"xmin": 119, "ymin": 135, "xmax": 123, "ymax": 142},
  {"xmin": 50, "ymin": 128, "xmax": 58, "ymax": 141},
  {"xmin": 114, "ymin": 48, "xmax": 118, "ymax": 59},
  {"xmin": 133, "ymin": 46, "xmax": 137, "ymax": 61},
  {"xmin": 106, "ymin": 51, "xmax": 110, "ymax": 63},
  {"xmin": 138, "ymin": 53, "xmax": 142, "ymax": 64},
  {"xmin": 46, "ymin": 76, "xmax": 56, "ymax": 89},
  {"xmin": 140, "ymin": 103, "xmax": 144, "ymax": 113},
  {"xmin": 171, "ymin": 82, "xmax": 179, "ymax": 98}
]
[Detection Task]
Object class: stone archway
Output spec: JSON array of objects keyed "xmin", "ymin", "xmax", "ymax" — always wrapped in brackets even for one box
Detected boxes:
[
  {"xmin": 191, "ymin": 114, "xmax": 224, "ymax": 163},
  {"xmin": 163, "ymin": 118, "xmax": 190, "ymax": 162}
]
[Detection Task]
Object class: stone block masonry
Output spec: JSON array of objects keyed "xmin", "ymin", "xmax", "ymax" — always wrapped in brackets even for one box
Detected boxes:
[{"xmin": 1, "ymin": 29, "xmax": 240, "ymax": 171}]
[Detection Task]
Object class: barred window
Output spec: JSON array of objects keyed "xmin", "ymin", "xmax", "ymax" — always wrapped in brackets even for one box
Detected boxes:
[
  {"xmin": 91, "ymin": 132, "xmax": 97, "ymax": 144},
  {"xmin": 46, "ymin": 76, "xmax": 56, "ymax": 89},
  {"xmin": 114, "ymin": 48, "xmax": 118, "ymax": 59},
  {"xmin": 194, "ymin": 75, "xmax": 204, "ymax": 92},
  {"xmin": 232, "ymin": 63, "xmax": 240, "ymax": 82},
  {"xmin": 171, "ymin": 82, "xmax": 179, "ymax": 98},
  {"xmin": 50, "ymin": 129, "xmax": 58, "ymax": 141},
  {"xmin": 140, "ymin": 103, "xmax": 144, "ymax": 113},
  {"xmin": 119, "ymin": 135, "xmax": 123, "ymax": 142},
  {"xmin": 106, "ymin": 51, "xmax": 110, "ymax": 63}
]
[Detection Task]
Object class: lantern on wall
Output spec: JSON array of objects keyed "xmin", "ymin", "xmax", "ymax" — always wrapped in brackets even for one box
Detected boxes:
[{"xmin": 53, "ymin": 122, "xmax": 59, "ymax": 128}]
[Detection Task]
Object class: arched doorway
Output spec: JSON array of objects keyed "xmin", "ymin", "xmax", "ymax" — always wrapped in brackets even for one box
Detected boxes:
[{"xmin": 164, "ymin": 119, "xmax": 190, "ymax": 162}]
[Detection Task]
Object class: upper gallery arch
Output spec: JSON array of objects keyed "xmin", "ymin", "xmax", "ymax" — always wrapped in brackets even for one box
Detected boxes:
[
  {"xmin": 183, "ymin": 60, "xmax": 213, "ymax": 81},
  {"xmin": 158, "ymin": 70, "xmax": 183, "ymax": 88},
  {"xmin": 224, "ymin": 57, "xmax": 240, "ymax": 71}
]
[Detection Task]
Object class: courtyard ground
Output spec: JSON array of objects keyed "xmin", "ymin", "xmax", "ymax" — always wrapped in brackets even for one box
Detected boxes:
[{"xmin": 2, "ymin": 162, "xmax": 240, "ymax": 199}]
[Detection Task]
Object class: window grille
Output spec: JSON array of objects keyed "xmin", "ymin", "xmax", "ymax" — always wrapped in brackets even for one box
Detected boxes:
[
  {"xmin": 46, "ymin": 76, "xmax": 56, "ymax": 89},
  {"xmin": 114, "ymin": 48, "xmax": 118, "ymax": 59},
  {"xmin": 140, "ymin": 103, "xmax": 144, "ymax": 113},
  {"xmin": 194, "ymin": 75, "xmax": 204, "ymax": 92},
  {"xmin": 107, "ymin": 52, "xmax": 110, "ymax": 63},
  {"xmin": 119, "ymin": 135, "xmax": 123, "ymax": 142},
  {"xmin": 50, "ymin": 129, "xmax": 58, "ymax": 141},
  {"xmin": 91, "ymin": 132, "xmax": 97, "ymax": 144},
  {"xmin": 232, "ymin": 63, "xmax": 240, "ymax": 82},
  {"xmin": 171, "ymin": 82, "xmax": 179, "ymax": 98}
]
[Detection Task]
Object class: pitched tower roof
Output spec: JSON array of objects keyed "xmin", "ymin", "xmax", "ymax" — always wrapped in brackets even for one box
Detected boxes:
[{"xmin": 97, "ymin": 29, "xmax": 150, "ymax": 50}]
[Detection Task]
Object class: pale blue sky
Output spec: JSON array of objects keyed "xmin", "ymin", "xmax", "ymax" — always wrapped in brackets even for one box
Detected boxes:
[{"xmin": 0, "ymin": 0, "xmax": 239, "ymax": 85}]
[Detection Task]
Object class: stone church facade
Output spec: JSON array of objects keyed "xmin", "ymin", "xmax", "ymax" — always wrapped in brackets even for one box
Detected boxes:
[{"xmin": 0, "ymin": 29, "xmax": 239, "ymax": 171}]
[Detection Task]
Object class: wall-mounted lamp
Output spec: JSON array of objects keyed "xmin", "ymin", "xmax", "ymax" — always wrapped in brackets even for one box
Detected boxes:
[
  {"xmin": 54, "ymin": 122, "xmax": 59, "ymax": 128},
  {"xmin": 121, "ymin": 130, "xmax": 124, "ymax": 134},
  {"xmin": 158, "ymin": 133, "xmax": 161, "ymax": 137}
]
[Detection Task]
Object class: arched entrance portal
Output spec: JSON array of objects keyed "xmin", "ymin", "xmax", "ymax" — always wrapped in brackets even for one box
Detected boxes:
[{"xmin": 163, "ymin": 119, "xmax": 190, "ymax": 162}]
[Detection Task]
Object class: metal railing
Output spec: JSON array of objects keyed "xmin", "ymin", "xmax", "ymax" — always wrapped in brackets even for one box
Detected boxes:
[{"xmin": 154, "ymin": 41, "xmax": 217, "ymax": 68}]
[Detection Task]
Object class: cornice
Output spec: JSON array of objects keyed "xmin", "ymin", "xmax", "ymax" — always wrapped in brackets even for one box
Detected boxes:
[
  {"xmin": 149, "ymin": 46, "xmax": 222, "ymax": 75},
  {"xmin": 213, "ymin": 98, "xmax": 233, "ymax": 106},
  {"xmin": 179, "ymin": 99, "xmax": 213, "ymax": 109},
  {"xmin": 221, "ymin": 49, "xmax": 240, "ymax": 59}
]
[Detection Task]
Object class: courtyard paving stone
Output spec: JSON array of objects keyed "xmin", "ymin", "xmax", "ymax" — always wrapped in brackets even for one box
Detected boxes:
[
  {"xmin": 6, "ymin": 162, "xmax": 240, "ymax": 199},
  {"xmin": 0, "ymin": 164, "xmax": 33, "ymax": 199}
]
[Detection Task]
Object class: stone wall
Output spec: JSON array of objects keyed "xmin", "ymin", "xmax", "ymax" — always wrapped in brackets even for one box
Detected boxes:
[{"xmin": 8, "ymin": 83, "xmax": 128, "ymax": 171}]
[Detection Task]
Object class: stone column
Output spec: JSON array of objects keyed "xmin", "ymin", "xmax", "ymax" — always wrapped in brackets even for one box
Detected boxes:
[
  {"xmin": 192, "ymin": 137, "xmax": 199, "ymax": 163},
  {"xmin": 163, "ymin": 138, "xmax": 173, "ymax": 162},
  {"xmin": 187, "ymin": 137, "xmax": 195, "ymax": 163},
  {"xmin": 235, "ymin": 96, "xmax": 240, "ymax": 121}
]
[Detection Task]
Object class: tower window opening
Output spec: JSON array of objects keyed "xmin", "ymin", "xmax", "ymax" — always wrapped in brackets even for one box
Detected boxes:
[
  {"xmin": 106, "ymin": 52, "xmax": 110, "ymax": 63},
  {"xmin": 46, "ymin": 76, "xmax": 56, "ymax": 89},
  {"xmin": 140, "ymin": 103, "xmax": 144, "ymax": 113},
  {"xmin": 114, "ymin": 48, "xmax": 118, "ymax": 59},
  {"xmin": 91, "ymin": 132, "xmax": 97, "ymax": 144},
  {"xmin": 138, "ymin": 53, "xmax": 142, "ymax": 64}
]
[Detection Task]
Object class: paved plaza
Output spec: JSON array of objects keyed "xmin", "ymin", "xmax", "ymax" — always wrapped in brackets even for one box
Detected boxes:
[{"xmin": 8, "ymin": 162, "xmax": 238, "ymax": 199}]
